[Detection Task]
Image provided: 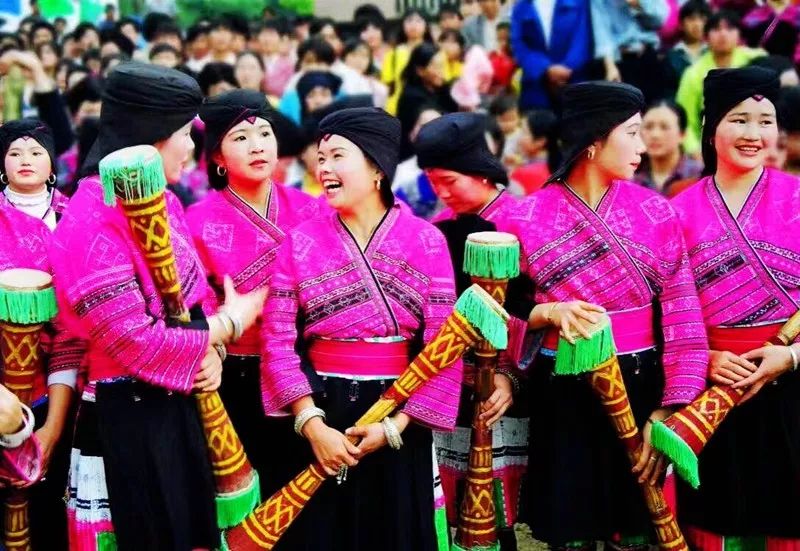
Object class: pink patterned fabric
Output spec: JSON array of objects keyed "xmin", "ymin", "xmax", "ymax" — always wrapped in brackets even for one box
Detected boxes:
[
  {"xmin": 49, "ymin": 176, "xmax": 211, "ymax": 393},
  {"xmin": 671, "ymin": 169, "xmax": 800, "ymax": 329},
  {"xmin": 186, "ymin": 183, "xmax": 320, "ymax": 356},
  {"xmin": 261, "ymin": 202, "xmax": 463, "ymax": 430},
  {"xmin": 0, "ymin": 203, "xmax": 81, "ymax": 401},
  {"xmin": 0, "ymin": 437, "xmax": 42, "ymax": 485},
  {"xmin": 509, "ymin": 181, "xmax": 709, "ymax": 406}
]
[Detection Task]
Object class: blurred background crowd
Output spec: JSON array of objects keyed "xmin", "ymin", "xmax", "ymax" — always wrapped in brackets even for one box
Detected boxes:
[{"xmin": 0, "ymin": 0, "xmax": 798, "ymax": 219}]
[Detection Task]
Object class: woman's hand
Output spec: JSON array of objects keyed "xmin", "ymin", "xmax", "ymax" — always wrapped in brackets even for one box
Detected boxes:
[
  {"xmin": 633, "ymin": 407, "xmax": 671, "ymax": 485},
  {"xmin": 192, "ymin": 345, "xmax": 223, "ymax": 392},
  {"xmin": 304, "ymin": 417, "xmax": 360, "ymax": 476},
  {"xmin": 549, "ymin": 301, "xmax": 606, "ymax": 343},
  {"xmin": 733, "ymin": 345, "xmax": 795, "ymax": 403},
  {"xmin": 708, "ymin": 350, "xmax": 759, "ymax": 386},
  {"xmin": 478, "ymin": 373, "xmax": 514, "ymax": 428},
  {"xmin": 222, "ymin": 276, "xmax": 267, "ymax": 332},
  {"xmin": 0, "ymin": 385, "xmax": 23, "ymax": 435},
  {"xmin": 12, "ymin": 424, "xmax": 58, "ymax": 488},
  {"xmin": 344, "ymin": 423, "xmax": 387, "ymax": 456}
]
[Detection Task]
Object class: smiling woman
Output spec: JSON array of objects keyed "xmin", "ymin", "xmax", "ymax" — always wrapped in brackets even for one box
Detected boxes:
[
  {"xmin": 670, "ymin": 66, "xmax": 800, "ymax": 551},
  {"xmin": 186, "ymin": 88, "xmax": 321, "ymax": 501}
]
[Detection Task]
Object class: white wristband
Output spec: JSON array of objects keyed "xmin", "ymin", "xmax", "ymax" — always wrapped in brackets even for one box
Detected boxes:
[
  {"xmin": 0, "ymin": 403, "xmax": 35, "ymax": 449},
  {"xmin": 789, "ymin": 345, "xmax": 799, "ymax": 372}
]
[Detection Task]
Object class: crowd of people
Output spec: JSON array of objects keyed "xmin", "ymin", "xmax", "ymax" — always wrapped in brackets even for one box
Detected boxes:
[{"xmin": 0, "ymin": 1, "xmax": 798, "ymax": 551}]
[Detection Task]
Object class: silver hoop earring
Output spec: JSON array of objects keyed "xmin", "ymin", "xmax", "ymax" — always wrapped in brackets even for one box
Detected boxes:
[
  {"xmin": 587, "ymin": 149, "xmax": 596, "ymax": 161},
  {"xmin": 0, "ymin": 173, "xmax": 6, "ymax": 185},
  {"xmin": 375, "ymin": 180, "xmax": 381, "ymax": 190},
  {"xmin": 216, "ymin": 165, "xmax": 227, "ymax": 177},
  {"xmin": 47, "ymin": 174, "xmax": 57, "ymax": 186}
]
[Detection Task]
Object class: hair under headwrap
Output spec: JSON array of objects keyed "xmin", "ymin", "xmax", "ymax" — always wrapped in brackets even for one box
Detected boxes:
[
  {"xmin": 297, "ymin": 70, "xmax": 343, "ymax": 101},
  {"xmin": 0, "ymin": 118, "xmax": 56, "ymax": 187},
  {"xmin": 547, "ymin": 81, "xmax": 645, "ymax": 183},
  {"xmin": 200, "ymin": 88, "xmax": 299, "ymax": 189},
  {"xmin": 701, "ymin": 66, "xmax": 781, "ymax": 175},
  {"xmin": 318, "ymin": 107, "xmax": 401, "ymax": 184},
  {"xmin": 81, "ymin": 62, "xmax": 203, "ymax": 177},
  {"xmin": 415, "ymin": 112, "xmax": 508, "ymax": 185}
]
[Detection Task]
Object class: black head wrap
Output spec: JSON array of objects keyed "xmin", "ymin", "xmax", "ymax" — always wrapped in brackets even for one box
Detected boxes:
[
  {"xmin": 64, "ymin": 75, "xmax": 103, "ymax": 117},
  {"xmin": 415, "ymin": 112, "xmax": 508, "ymax": 185},
  {"xmin": 200, "ymin": 89, "xmax": 301, "ymax": 189},
  {"xmin": 297, "ymin": 71, "xmax": 343, "ymax": 99},
  {"xmin": 318, "ymin": 106, "xmax": 401, "ymax": 185},
  {"xmin": 81, "ymin": 62, "xmax": 202, "ymax": 176},
  {"xmin": 0, "ymin": 119, "xmax": 56, "ymax": 187},
  {"xmin": 701, "ymin": 66, "xmax": 781, "ymax": 175},
  {"xmin": 778, "ymin": 86, "xmax": 800, "ymax": 133},
  {"xmin": 547, "ymin": 81, "xmax": 645, "ymax": 183}
]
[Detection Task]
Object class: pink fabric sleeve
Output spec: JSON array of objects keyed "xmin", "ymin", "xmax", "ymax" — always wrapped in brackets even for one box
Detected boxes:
[
  {"xmin": 260, "ymin": 237, "xmax": 313, "ymax": 414},
  {"xmin": 0, "ymin": 436, "xmax": 41, "ymax": 485},
  {"xmin": 46, "ymin": 314, "xmax": 84, "ymax": 389},
  {"xmin": 403, "ymin": 232, "xmax": 464, "ymax": 431},
  {"xmin": 658, "ymin": 215, "xmax": 709, "ymax": 406}
]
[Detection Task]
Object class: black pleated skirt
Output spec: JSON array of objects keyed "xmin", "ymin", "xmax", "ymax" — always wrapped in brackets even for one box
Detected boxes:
[
  {"xmin": 274, "ymin": 375, "xmax": 438, "ymax": 551},
  {"xmin": 677, "ymin": 370, "xmax": 800, "ymax": 537},
  {"xmin": 524, "ymin": 349, "xmax": 664, "ymax": 546},
  {"xmin": 218, "ymin": 355, "xmax": 308, "ymax": 499},
  {"xmin": 94, "ymin": 380, "xmax": 219, "ymax": 551}
]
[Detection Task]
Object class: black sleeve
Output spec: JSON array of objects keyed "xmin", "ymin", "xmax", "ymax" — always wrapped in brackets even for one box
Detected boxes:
[{"xmin": 32, "ymin": 89, "xmax": 75, "ymax": 156}]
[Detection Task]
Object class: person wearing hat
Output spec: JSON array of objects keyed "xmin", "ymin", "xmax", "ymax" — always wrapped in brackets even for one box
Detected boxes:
[
  {"xmin": 296, "ymin": 70, "xmax": 343, "ymax": 123},
  {"xmin": 49, "ymin": 63, "xmax": 266, "ymax": 551},
  {"xmin": 260, "ymin": 107, "xmax": 460, "ymax": 551},
  {"xmin": 186, "ymin": 89, "xmax": 321, "ymax": 499},
  {"xmin": 0, "ymin": 119, "xmax": 69, "ymax": 230},
  {"xmin": 415, "ymin": 111, "xmax": 530, "ymax": 551},
  {"xmin": 671, "ymin": 66, "xmax": 800, "ymax": 550},
  {"xmin": 508, "ymin": 81, "xmax": 708, "ymax": 549}
]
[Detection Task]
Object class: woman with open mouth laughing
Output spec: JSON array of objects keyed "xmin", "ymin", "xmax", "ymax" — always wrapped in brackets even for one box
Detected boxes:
[
  {"xmin": 671, "ymin": 66, "xmax": 800, "ymax": 551},
  {"xmin": 187, "ymin": 88, "xmax": 321, "ymax": 500},
  {"xmin": 260, "ymin": 107, "xmax": 461, "ymax": 551}
]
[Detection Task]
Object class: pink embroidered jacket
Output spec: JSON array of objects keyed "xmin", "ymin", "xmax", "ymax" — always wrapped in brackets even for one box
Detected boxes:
[
  {"xmin": 186, "ymin": 184, "xmax": 321, "ymax": 356},
  {"xmin": 509, "ymin": 181, "xmax": 709, "ymax": 406},
  {"xmin": 49, "ymin": 176, "xmax": 211, "ymax": 393},
  {"xmin": 261, "ymin": 202, "xmax": 463, "ymax": 430},
  {"xmin": 671, "ymin": 169, "xmax": 800, "ymax": 329},
  {"xmin": 0, "ymin": 204, "xmax": 81, "ymax": 402}
]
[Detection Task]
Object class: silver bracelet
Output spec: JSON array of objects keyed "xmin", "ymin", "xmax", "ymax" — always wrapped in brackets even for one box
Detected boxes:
[
  {"xmin": 213, "ymin": 343, "xmax": 227, "ymax": 363},
  {"xmin": 495, "ymin": 367, "xmax": 521, "ymax": 395},
  {"xmin": 221, "ymin": 306, "xmax": 244, "ymax": 341},
  {"xmin": 381, "ymin": 417, "xmax": 403, "ymax": 450},
  {"xmin": 789, "ymin": 345, "xmax": 799, "ymax": 372},
  {"xmin": 294, "ymin": 406, "xmax": 326, "ymax": 437},
  {"xmin": 0, "ymin": 403, "xmax": 35, "ymax": 449},
  {"xmin": 216, "ymin": 311, "xmax": 235, "ymax": 342}
]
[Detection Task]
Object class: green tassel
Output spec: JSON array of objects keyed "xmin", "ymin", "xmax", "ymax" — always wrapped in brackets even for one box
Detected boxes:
[
  {"xmin": 99, "ymin": 145, "xmax": 167, "ymax": 207},
  {"xmin": 434, "ymin": 504, "xmax": 449, "ymax": 551},
  {"xmin": 215, "ymin": 472, "xmax": 261, "ymax": 529},
  {"xmin": 0, "ymin": 286, "xmax": 58, "ymax": 324},
  {"xmin": 454, "ymin": 285, "xmax": 508, "ymax": 350},
  {"xmin": 651, "ymin": 421, "xmax": 700, "ymax": 489},
  {"xmin": 96, "ymin": 532, "xmax": 118, "ymax": 551},
  {"xmin": 492, "ymin": 478, "xmax": 508, "ymax": 528},
  {"xmin": 463, "ymin": 238, "xmax": 520, "ymax": 280},
  {"xmin": 451, "ymin": 543, "xmax": 500, "ymax": 551},
  {"xmin": 553, "ymin": 319, "xmax": 616, "ymax": 376}
]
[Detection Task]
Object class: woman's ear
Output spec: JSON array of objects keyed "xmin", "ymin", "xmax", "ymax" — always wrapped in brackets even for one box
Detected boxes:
[{"xmin": 211, "ymin": 151, "xmax": 224, "ymax": 167}]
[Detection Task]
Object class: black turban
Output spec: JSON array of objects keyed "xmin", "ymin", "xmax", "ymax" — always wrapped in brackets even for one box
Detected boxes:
[
  {"xmin": 200, "ymin": 89, "xmax": 301, "ymax": 188},
  {"xmin": 547, "ymin": 81, "xmax": 645, "ymax": 183},
  {"xmin": 297, "ymin": 71, "xmax": 342, "ymax": 101},
  {"xmin": 318, "ymin": 107, "xmax": 401, "ymax": 183},
  {"xmin": 81, "ymin": 62, "xmax": 203, "ymax": 176},
  {"xmin": 0, "ymin": 119, "xmax": 56, "ymax": 185},
  {"xmin": 702, "ymin": 66, "xmax": 781, "ymax": 175},
  {"xmin": 415, "ymin": 112, "xmax": 508, "ymax": 185}
]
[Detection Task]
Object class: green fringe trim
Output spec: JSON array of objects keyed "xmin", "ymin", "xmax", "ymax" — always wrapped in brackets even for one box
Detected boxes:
[
  {"xmin": 219, "ymin": 534, "xmax": 232, "ymax": 551},
  {"xmin": 99, "ymin": 145, "xmax": 167, "ymax": 206},
  {"xmin": 215, "ymin": 472, "xmax": 261, "ymax": 529},
  {"xmin": 553, "ymin": 320, "xmax": 616, "ymax": 376},
  {"xmin": 492, "ymin": 478, "xmax": 508, "ymax": 528},
  {"xmin": 651, "ymin": 421, "xmax": 700, "ymax": 489},
  {"xmin": 463, "ymin": 238, "xmax": 520, "ymax": 280},
  {"xmin": 96, "ymin": 532, "xmax": 117, "ymax": 551},
  {"xmin": 451, "ymin": 542, "xmax": 500, "ymax": 551},
  {"xmin": 455, "ymin": 285, "xmax": 508, "ymax": 350},
  {"xmin": 0, "ymin": 285, "xmax": 58, "ymax": 324},
  {"xmin": 434, "ymin": 504, "xmax": 449, "ymax": 551}
]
